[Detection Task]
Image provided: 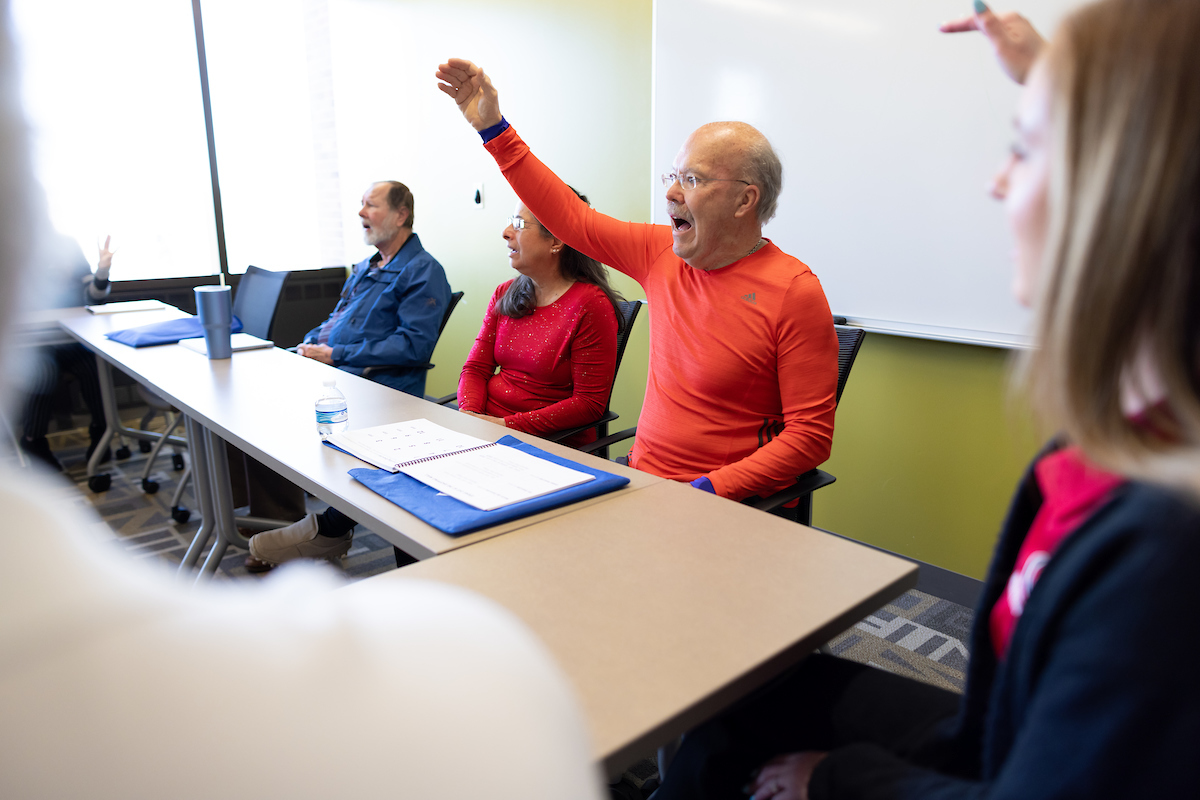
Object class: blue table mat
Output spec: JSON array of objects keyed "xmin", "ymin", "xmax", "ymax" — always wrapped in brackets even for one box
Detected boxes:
[
  {"xmin": 348, "ymin": 435, "xmax": 630, "ymax": 534},
  {"xmin": 106, "ymin": 315, "xmax": 244, "ymax": 347}
]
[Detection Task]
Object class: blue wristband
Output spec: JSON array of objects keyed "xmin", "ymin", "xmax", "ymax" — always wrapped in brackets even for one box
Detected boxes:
[
  {"xmin": 479, "ymin": 116, "xmax": 510, "ymax": 144},
  {"xmin": 689, "ymin": 476, "xmax": 715, "ymax": 494}
]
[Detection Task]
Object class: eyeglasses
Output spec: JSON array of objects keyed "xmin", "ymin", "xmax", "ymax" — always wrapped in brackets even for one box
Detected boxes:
[
  {"xmin": 509, "ymin": 215, "xmax": 539, "ymax": 231},
  {"xmin": 661, "ymin": 172, "xmax": 751, "ymax": 191}
]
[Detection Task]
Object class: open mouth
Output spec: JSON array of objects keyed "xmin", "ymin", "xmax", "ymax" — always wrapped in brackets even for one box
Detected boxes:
[{"xmin": 671, "ymin": 216, "xmax": 692, "ymax": 233}]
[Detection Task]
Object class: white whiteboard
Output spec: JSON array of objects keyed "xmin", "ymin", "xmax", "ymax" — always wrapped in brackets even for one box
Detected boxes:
[{"xmin": 652, "ymin": 0, "xmax": 1075, "ymax": 348}]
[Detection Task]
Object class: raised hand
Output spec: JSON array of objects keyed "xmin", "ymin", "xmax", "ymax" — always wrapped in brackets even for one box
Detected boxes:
[
  {"xmin": 97, "ymin": 234, "xmax": 115, "ymax": 273},
  {"xmin": 940, "ymin": 3, "xmax": 1045, "ymax": 85},
  {"xmin": 435, "ymin": 58, "xmax": 503, "ymax": 132}
]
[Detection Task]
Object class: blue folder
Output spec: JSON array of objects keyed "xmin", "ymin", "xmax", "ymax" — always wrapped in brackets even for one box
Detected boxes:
[
  {"xmin": 106, "ymin": 315, "xmax": 244, "ymax": 347},
  {"xmin": 348, "ymin": 434, "xmax": 630, "ymax": 534}
]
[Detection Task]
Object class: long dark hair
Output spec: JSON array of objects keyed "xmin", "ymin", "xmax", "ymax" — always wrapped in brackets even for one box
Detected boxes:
[{"xmin": 497, "ymin": 189, "xmax": 625, "ymax": 331}]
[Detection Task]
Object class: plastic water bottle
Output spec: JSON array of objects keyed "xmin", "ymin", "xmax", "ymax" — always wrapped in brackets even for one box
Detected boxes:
[{"xmin": 315, "ymin": 379, "xmax": 348, "ymax": 440}]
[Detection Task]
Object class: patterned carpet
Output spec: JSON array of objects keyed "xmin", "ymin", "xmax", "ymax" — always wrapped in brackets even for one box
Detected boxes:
[
  {"xmin": 41, "ymin": 415, "xmax": 399, "ymax": 580},
  {"xmin": 26, "ymin": 415, "xmax": 975, "ymax": 796}
]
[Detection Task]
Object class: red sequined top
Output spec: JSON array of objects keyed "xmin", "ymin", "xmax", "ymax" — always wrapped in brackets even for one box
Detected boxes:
[{"xmin": 457, "ymin": 280, "xmax": 618, "ymax": 446}]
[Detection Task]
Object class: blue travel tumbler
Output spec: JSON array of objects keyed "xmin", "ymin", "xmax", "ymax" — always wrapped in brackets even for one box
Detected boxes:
[{"xmin": 194, "ymin": 285, "xmax": 233, "ymax": 359}]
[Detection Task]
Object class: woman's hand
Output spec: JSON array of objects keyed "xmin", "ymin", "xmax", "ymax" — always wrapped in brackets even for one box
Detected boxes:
[
  {"xmin": 940, "ymin": 5, "xmax": 1045, "ymax": 85},
  {"xmin": 96, "ymin": 235, "xmax": 115, "ymax": 277},
  {"xmin": 435, "ymin": 58, "xmax": 503, "ymax": 131},
  {"xmin": 460, "ymin": 409, "xmax": 507, "ymax": 428},
  {"xmin": 747, "ymin": 751, "xmax": 828, "ymax": 800}
]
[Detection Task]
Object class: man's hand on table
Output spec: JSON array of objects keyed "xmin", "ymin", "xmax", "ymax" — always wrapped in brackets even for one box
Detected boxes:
[{"xmin": 296, "ymin": 343, "xmax": 335, "ymax": 365}]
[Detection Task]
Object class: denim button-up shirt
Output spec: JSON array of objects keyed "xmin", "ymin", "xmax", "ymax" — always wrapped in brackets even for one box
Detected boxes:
[{"xmin": 305, "ymin": 233, "xmax": 451, "ymax": 397}]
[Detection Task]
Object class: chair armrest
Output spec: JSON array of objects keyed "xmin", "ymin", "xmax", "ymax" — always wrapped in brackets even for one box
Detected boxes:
[
  {"xmin": 743, "ymin": 469, "xmax": 837, "ymax": 512},
  {"xmin": 577, "ymin": 426, "xmax": 637, "ymax": 455},
  {"xmin": 545, "ymin": 410, "xmax": 619, "ymax": 443},
  {"xmin": 361, "ymin": 362, "xmax": 436, "ymax": 378},
  {"xmin": 430, "ymin": 392, "xmax": 458, "ymax": 406}
]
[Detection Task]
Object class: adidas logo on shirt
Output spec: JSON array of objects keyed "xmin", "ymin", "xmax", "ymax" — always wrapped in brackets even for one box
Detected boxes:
[{"xmin": 740, "ymin": 292, "xmax": 756, "ymax": 304}]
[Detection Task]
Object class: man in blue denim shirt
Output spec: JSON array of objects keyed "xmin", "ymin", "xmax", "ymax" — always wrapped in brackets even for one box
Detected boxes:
[{"xmin": 297, "ymin": 181, "xmax": 451, "ymax": 397}]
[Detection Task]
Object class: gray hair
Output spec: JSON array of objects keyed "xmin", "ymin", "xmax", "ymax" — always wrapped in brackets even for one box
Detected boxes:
[
  {"xmin": 377, "ymin": 180, "xmax": 415, "ymax": 229},
  {"xmin": 744, "ymin": 135, "xmax": 783, "ymax": 225}
]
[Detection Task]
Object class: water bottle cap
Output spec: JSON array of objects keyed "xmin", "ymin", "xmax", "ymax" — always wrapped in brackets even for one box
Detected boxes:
[{"xmin": 323, "ymin": 379, "xmax": 337, "ymax": 387}]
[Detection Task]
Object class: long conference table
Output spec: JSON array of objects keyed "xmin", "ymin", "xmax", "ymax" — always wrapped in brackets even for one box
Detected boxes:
[{"xmin": 57, "ymin": 305, "xmax": 918, "ymax": 777}]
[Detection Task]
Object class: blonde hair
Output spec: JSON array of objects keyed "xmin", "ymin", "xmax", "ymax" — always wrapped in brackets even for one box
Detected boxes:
[{"xmin": 1019, "ymin": 0, "xmax": 1200, "ymax": 491}]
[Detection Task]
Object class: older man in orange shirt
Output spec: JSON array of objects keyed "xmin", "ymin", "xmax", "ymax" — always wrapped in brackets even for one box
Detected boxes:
[{"xmin": 436, "ymin": 59, "xmax": 838, "ymax": 503}]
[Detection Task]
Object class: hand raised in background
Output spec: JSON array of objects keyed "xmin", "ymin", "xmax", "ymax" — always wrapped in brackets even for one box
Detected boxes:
[
  {"xmin": 96, "ymin": 234, "xmax": 115, "ymax": 275},
  {"xmin": 940, "ymin": 3, "xmax": 1046, "ymax": 85},
  {"xmin": 435, "ymin": 58, "xmax": 503, "ymax": 132}
]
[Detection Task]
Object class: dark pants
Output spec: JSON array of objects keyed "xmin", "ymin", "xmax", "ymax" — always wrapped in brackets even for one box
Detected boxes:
[
  {"xmin": 226, "ymin": 443, "xmax": 307, "ymax": 522},
  {"xmin": 655, "ymin": 654, "xmax": 961, "ymax": 800},
  {"xmin": 22, "ymin": 342, "xmax": 104, "ymax": 441}
]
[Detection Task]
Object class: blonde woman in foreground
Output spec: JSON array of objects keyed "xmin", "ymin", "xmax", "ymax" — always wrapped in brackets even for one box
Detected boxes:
[{"xmin": 657, "ymin": 1, "xmax": 1200, "ymax": 798}]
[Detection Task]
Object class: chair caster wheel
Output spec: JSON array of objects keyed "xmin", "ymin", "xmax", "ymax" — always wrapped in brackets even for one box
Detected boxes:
[
  {"xmin": 172, "ymin": 453, "xmax": 185, "ymax": 471},
  {"xmin": 88, "ymin": 474, "xmax": 112, "ymax": 493},
  {"xmin": 138, "ymin": 440, "xmax": 153, "ymax": 453},
  {"xmin": 115, "ymin": 445, "xmax": 132, "ymax": 460},
  {"xmin": 142, "ymin": 478, "xmax": 159, "ymax": 494},
  {"xmin": 171, "ymin": 506, "xmax": 191, "ymax": 524}
]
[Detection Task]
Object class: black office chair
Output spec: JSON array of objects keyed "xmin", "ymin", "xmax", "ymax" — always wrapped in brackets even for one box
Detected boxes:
[
  {"xmin": 544, "ymin": 299, "xmax": 642, "ymax": 458},
  {"xmin": 581, "ymin": 324, "xmax": 867, "ymax": 526},
  {"xmin": 361, "ymin": 290, "xmax": 464, "ymax": 381},
  {"xmin": 139, "ymin": 266, "xmax": 291, "ymax": 518},
  {"xmin": 233, "ymin": 265, "xmax": 291, "ymax": 339},
  {"xmin": 433, "ymin": 298, "xmax": 644, "ymax": 460}
]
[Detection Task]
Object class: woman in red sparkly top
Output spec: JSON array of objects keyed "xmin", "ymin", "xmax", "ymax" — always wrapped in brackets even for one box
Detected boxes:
[{"xmin": 457, "ymin": 194, "xmax": 623, "ymax": 447}]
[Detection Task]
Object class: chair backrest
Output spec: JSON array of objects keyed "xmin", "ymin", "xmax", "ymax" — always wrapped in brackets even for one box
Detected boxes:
[
  {"xmin": 833, "ymin": 326, "xmax": 865, "ymax": 405},
  {"xmin": 613, "ymin": 299, "xmax": 643, "ymax": 379},
  {"xmin": 233, "ymin": 266, "xmax": 290, "ymax": 340},
  {"xmin": 439, "ymin": 291, "xmax": 465, "ymax": 338},
  {"xmin": 416, "ymin": 291, "xmax": 465, "ymax": 373}
]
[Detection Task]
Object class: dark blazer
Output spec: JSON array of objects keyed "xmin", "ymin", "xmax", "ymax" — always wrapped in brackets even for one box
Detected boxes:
[{"xmin": 813, "ymin": 450, "xmax": 1200, "ymax": 799}]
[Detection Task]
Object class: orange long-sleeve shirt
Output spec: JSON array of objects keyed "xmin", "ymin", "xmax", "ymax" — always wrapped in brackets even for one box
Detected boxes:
[{"xmin": 485, "ymin": 127, "xmax": 838, "ymax": 501}]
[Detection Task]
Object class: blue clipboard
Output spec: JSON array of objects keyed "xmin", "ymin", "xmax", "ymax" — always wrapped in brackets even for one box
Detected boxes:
[
  {"xmin": 106, "ymin": 315, "xmax": 244, "ymax": 347},
  {"xmin": 348, "ymin": 435, "xmax": 630, "ymax": 534}
]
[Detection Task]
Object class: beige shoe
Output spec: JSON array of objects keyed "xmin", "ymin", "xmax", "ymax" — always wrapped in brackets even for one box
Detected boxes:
[{"xmin": 248, "ymin": 513, "xmax": 353, "ymax": 566}]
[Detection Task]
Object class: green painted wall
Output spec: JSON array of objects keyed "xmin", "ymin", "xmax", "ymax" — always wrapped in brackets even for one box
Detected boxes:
[{"xmin": 813, "ymin": 334, "xmax": 1042, "ymax": 579}]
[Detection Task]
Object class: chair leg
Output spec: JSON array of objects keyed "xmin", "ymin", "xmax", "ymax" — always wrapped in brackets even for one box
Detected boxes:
[
  {"xmin": 797, "ymin": 493, "xmax": 813, "ymax": 526},
  {"xmin": 140, "ymin": 411, "xmax": 183, "ymax": 483}
]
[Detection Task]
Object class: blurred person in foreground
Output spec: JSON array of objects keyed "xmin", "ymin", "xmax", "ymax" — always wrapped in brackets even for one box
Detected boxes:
[
  {"xmin": 655, "ymin": 2, "xmax": 1200, "ymax": 798},
  {"xmin": 0, "ymin": 6, "xmax": 600, "ymax": 796}
]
